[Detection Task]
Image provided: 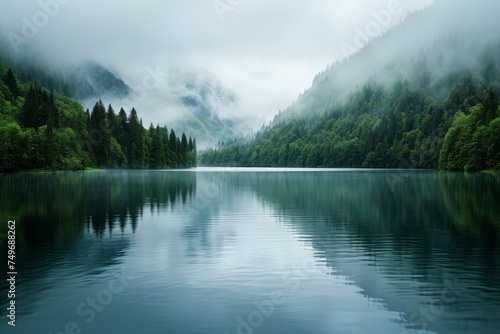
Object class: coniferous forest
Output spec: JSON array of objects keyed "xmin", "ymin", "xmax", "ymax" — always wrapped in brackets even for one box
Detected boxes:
[
  {"xmin": 200, "ymin": 82, "xmax": 500, "ymax": 172},
  {"xmin": 0, "ymin": 60, "xmax": 197, "ymax": 172},
  {"xmin": 199, "ymin": 37, "xmax": 500, "ymax": 172}
]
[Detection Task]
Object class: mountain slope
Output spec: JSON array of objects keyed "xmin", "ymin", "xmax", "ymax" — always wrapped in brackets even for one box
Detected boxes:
[
  {"xmin": 280, "ymin": 0, "xmax": 500, "ymax": 121},
  {"xmin": 200, "ymin": 0, "xmax": 500, "ymax": 171},
  {"xmin": 0, "ymin": 36, "xmax": 132, "ymax": 101},
  {"xmin": 0, "ymin": 34, "xmax": 255, "ymax": 147},
  {"xmin": 0, "ymin": 58, "xmax": 196, "ymax": 172},
  {"xmin": 65, "ymin": 61, "xmax": 131, "ymax": 100},
  {"xmin": 168, "ymin": 69, "xmax": 258, "ymax": 148}
]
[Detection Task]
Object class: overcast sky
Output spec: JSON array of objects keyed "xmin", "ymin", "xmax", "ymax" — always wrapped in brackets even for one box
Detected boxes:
[{"xmin": 0, "ymin": 0, "xmax": 435, "ymax": 124}]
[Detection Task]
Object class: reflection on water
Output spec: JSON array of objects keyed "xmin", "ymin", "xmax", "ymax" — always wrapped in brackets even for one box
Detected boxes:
[
  {"xmin": 440, "ymin": 172, "xmax": 500, "ymax": 235},
  {"xmin": 0, "ymin": 169, "xmax": 499, "ymax": 334},
  {"xmin": 0, "ymin": 171, "xmax": 196, "ymax": 241}
]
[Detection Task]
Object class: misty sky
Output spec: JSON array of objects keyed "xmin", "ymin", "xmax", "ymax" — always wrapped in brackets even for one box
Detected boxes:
[{"xmin": 0, "ymin": 0, "xmax": 435, "ymax": 124}]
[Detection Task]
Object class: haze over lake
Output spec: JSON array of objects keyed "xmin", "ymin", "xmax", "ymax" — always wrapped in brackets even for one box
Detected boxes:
[{"xmin": 1, "ymin": 169, "xmax": 499, "ymax": 334}]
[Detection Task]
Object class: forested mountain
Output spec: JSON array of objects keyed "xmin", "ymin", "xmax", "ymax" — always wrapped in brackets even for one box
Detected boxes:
[
  {"xmin": 67, "ymin": 61, "xmax": 132, "ymax": 101},
  {"xmin": 0, "ymin": 59, "xmax": 196, "ymax": 172},
  {"xmin": 200, "ymin": 0, "xmax": 500, "ymax": 171},
  {"xmin": 0, "ymin": 40, "xmax": 131, "ymax": 101},
  {"xmin": 168, "ymin": 69, "xmax": 258, "ymax": 148},
  {"xmin": 0, "ymin": 33, "xmax": 252, "ymax": 148}
]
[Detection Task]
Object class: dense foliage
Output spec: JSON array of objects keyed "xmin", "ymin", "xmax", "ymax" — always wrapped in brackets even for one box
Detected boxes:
[
  {"xmin": 200, "ymin": 81, "xmax": 499, "ymax": 171},
  {"xmin": 0, "ymin": 60, "xmax": 196, "ymax": 172},
  {"xmin": 440, "ymin": 90, "xmax": 500, "ymax": 171},
  {"xmin": 200, "ymin": 29, "xmax": 500, "ymax": 172}
]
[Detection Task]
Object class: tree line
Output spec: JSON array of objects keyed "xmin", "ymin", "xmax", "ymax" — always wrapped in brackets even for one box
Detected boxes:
[
  {"xmin": 200, "ymin": 35, "xmax": 500, "ymax": 172},
  {"xmin": 200, "ymin": 80, "xmax": 499, "ymax": 171},
  {"xmin": 0, "ymin": 62, "xmax": 196, "ymax": 172}
]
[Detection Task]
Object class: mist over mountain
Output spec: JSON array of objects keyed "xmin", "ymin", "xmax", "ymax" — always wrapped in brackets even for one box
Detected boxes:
[
  {"xmin": 71, "ymin": 61, "xmax": 131, "ymax": 100},
  {"xmin": 0, "ymin": 34, "xmax": 256, "ymax": 147},
  {"xmin": 276, "ymin": 0, "xmax": 500, "ymax": 122},
  {"xmin": 165, "ymin": 69, "xmax": 261, "ymax": 148},
  {"xmin": 81, "ymin": 65, "xmax": 261, "ymax": 148},
  {"xmin": 200, "ymin": 0, "xmax": 500, "ymax": 171},
  {"xmin": 0, "ymin": 36, "xmax": 131, "ymax": 101},
  {"xmin": 1, "ymin": 0, "xmax": 498, "ymax": 169}
]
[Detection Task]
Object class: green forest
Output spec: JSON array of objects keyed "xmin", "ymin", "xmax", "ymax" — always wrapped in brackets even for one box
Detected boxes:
[
  {"xmin": 200, "ymin": 37, "xmax": 500, "ymax": 171},
  {"xmin": 0, "ymin": 60, "xmax": 197, "ymax": 172},
  {"xmin": 200, "ymin": 82, "xmax": 499, "ymax": 171}
]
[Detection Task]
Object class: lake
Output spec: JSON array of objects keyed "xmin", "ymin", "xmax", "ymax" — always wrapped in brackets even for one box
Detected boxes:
[{"xmin": 0, "ymin": 168, "xmax": 499, "ymax": 334}]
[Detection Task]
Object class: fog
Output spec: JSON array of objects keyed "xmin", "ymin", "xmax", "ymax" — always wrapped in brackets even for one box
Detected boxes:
[
  {"xmin": 0, "ymin": 0, "xmax": 434, "ymax": 128},
  {"xmin": 277, "ymin": 0, "xmax": 500, "ymax": 121}
]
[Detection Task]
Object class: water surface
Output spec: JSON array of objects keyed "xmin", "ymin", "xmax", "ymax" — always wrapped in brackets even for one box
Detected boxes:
[{"xmin": 0, "ymin": 169, "xmax": 499, "ymax": 334}]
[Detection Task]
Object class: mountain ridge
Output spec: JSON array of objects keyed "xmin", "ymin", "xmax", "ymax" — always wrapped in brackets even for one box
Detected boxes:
[
  {"xmin": 199, "ymin": 0, "xmax": 500, "ymax": 171},
  {"xmin": 276, "ymin": 0, "xmax": 499, "ymax": 122},
  {"xmin": 0, "ymin": 30, "xmax": 254, "ymax": 148},
  {"xmin": 0, "ymin": 57, "xmax": 197, "ymax": 172}
]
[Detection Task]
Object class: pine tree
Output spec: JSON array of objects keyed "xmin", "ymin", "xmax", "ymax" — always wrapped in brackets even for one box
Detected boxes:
[
  {"xmin": 150, "ymin": 125, "xmax": 165, "ymax": 168},
  {"xmin": 107, "ymin": 104, "xmax": 117, "ymax": 130},
  {"xmin": 89, "ymin": 100, "xmax": 110, "ymax": 167},
  {"xmin": 483, "ymin": 86, "xmax": 498, "ymax": 123},
  {"xmin": 117, "ymin": 108, "xmax": 129, "ymax": 159},
  {"xmin": 128, "ymin": 108, "xmax": 144, "ymax": 168},
  {"xmin": 169, "ymin": 129, "xmax": 178, "ymax": 166},
  {"xmin": 193, "ymin": 139, "xmax": 197, "ymax": 163},
  {"xmin": 20, "ymin": 85, "xmax": 38, "ymax": 128},
  {"xmin": 161, "ymin": 126, "xmax": 173, "ymax": 167},
  {"xmin": 38, "ymin": 87, "xmax": 49, "ymax": 126},
  {"xmin": 181, "ymin": 132, "xmax": 188, "ymax": 166},
  {"xmin": 85, "ymin": 108, "xmax": 91, "ymax": 132},
  {"xmin": 47, "ymin": 91, "xmax": 59, "ymax": 129},
  {"xmin": 187, "ymin": 137, "xmax": 196, "ymax": 167},
  {"xmin": 3, "ymin": 68, "xmax": 20, "ymax": 99}
]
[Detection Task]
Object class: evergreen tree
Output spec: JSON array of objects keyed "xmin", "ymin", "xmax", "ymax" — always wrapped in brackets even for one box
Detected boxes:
[
  {"xmin": 193, "ymin": 139, "xmax": 197, "ymax": 163},
  {"xmin": 128, "ymin": 108, "xmax": 145, "ymax": 168},
  {"xmin": 181, "ymin": 132, "xmax": 188, "ymax": 166},
  {"xmin": 0, "ymin": 59, "xmax": 197, "ymax": 172},
  {"xmin": 161, "ymin": 126, "xmax": 173, "ymax": 167},
  {"xmin": 188, "ymin": 137, "xmax": 194, "ymax": 152},
  {"xmin": 169, "ymin": 129, "xmax": 178, "ymax": 166},
  {"xmin": 150, "ymin": 125, "xmax": 165, "ymax": 168},
  {"xmin": 89, "ymin": 100, "xmax": 110, "ymax": 167},
  {"xmin": 107, "ymin": 104, "xmax": 117, "ymax": 130},
  {"xmin": 85, "ymin": 108, "xmax": 91, "ymax": 132},
  {"xmin": 20, "ymin": 85, "xmax": 38, "ymax": 128},
  {"xmin": 47, "ymin": 91, "xmax": 59, "ymax": 129},
  {"xmin": 483, "ymin": 86, "xmax": 498, "ymax": 123},
  {"xmin": 3, "ymin": 68, "xmax": 20, "ymax": 99},
  {"xmin": 116, "ymin": 107, "xmax": 129, "ymax": 159}
]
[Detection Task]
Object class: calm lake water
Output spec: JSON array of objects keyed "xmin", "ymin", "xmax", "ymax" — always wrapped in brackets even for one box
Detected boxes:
[{"xmin": 0, "ymin": 168, "xmax": 499, "ymax": 334}]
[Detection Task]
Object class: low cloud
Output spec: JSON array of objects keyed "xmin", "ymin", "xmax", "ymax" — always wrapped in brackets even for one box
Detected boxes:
[{"xmin": 0, "ymin": 0, "xmax": 435, "ymax": 126}]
